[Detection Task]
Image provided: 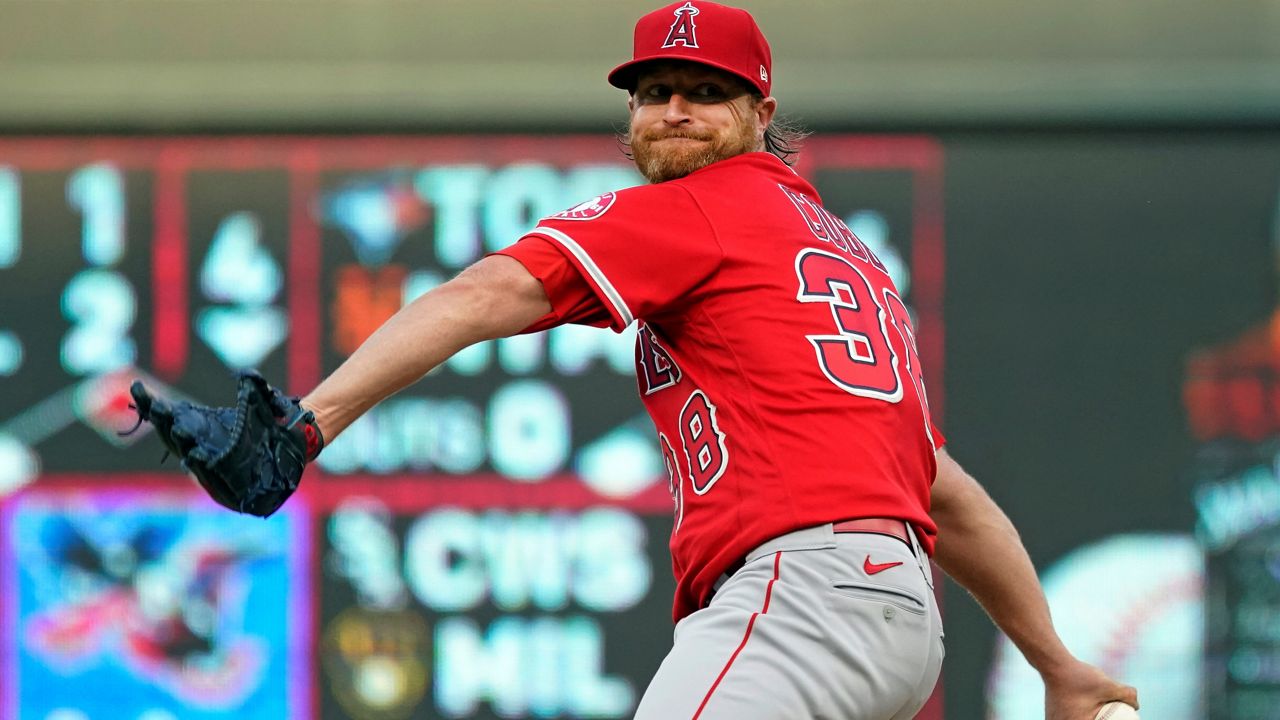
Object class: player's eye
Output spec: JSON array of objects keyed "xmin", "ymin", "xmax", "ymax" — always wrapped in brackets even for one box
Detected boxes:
[
  {"xmin": 640, "ymin": 84, "xmax": 672, "ymax": 102},
  {"xmin": 690, "ymin": 83, "xmax": 725, "ymax": 100}
]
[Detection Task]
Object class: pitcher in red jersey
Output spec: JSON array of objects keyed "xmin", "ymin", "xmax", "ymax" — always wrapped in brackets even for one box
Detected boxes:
[{"xmin": 299, "ymin": 3, "xmax": 1139, "ymax": 718}]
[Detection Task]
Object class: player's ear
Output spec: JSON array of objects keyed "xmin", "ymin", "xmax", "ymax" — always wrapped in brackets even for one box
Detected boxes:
[
  {"xmin": 755, "ymin": 96, "xmax": 778, "ymax": 133},
  {"xmin": 628, "ymin": 95, "xmax": 637, "ymax": 113}
]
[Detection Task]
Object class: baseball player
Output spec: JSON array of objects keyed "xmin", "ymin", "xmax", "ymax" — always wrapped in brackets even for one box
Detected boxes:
[{"xmin": 130, "ymin": 2, "xmax": 1140, "ymax": 718}]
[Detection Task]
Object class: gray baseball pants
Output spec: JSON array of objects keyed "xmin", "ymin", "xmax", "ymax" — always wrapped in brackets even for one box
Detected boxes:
[{"xmin": 634, "ymin": 522, "xmax": 945, "ymax": 719}]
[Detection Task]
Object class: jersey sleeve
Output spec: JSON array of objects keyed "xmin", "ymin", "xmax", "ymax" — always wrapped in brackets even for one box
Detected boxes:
[
  {"xmin": 492, "ymin": 236, "xmax": 613, "ymax": 334},
  {"xmin": 929, "ymin": 420, "xmax": 946, "ymax": 449},
  {"xmin": 515, "ymin": 183, "xmax": 723, "ymax": 331}
]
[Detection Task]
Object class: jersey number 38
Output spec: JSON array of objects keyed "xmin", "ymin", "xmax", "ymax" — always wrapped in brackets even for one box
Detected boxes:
[{"xmin": 794, "ymin": 248, "xmax": 931, "ymax": 422}]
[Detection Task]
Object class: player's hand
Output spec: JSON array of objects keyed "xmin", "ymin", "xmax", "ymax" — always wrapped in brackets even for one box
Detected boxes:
[{"xmin": 1042, "ymin": 658, "xmax": 1138, "ymax": 720}]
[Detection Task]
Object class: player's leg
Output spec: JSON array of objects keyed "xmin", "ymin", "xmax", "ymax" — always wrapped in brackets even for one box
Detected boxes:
[
  {"xmin": 633, "ymin": 549, "xmax": 825, "ymax": 720},
  {"xmin": 634, "ymin": 525, "xmax": 944, "ymax": 720}
]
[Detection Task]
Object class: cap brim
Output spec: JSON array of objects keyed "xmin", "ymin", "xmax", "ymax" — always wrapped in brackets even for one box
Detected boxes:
[{"xmin": 607, "ymin": 55, "xmax": 767, "ymax": 95}]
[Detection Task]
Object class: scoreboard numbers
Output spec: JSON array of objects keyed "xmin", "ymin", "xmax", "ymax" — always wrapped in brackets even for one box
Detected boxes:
[
  {"xmin": 59, "ymin": 268, "xmax": 137, "ymax": 375},
  {"xmin": 196, "ymin": 211, "xmax": 288, "ymax": 369},
  {"xmin": 60, "ymin": 164, "xmax": 138, "ymax": 376},
  {"xmin": 0, "ymin": 165, "xmax": 19, "ymax": 268},
  {"xmin": 66, "ymin": 163, "xmax": 126, "ymax": 266},
  {"xmin": 0, "ymin": 166, "xmax": 20, "ymax": 377}
]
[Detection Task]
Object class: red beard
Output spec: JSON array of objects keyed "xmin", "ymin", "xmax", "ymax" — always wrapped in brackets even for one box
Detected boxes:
[{"xmin": 631, "ymin": 117, "xmax": 759, "ymax": 183}]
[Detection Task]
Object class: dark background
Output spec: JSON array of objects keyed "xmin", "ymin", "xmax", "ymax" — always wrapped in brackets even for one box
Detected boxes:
[{"xmin": 939, "ymin": 132, "xmax": 1279, "ymax": 715}]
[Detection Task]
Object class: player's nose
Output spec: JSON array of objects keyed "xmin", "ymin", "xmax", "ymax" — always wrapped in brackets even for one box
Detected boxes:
[{"xmin": 662, "ymin": 93, "xmax": 694, "ymax": 125}]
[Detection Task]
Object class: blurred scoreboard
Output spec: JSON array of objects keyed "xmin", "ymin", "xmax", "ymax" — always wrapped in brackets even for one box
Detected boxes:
[
  {"xmin": 0, "ymin": 136, "xmax": 945, "ymax": 720},
  {"xmin": 1197, "ymin": 438, "xmax": 1280, "ymax": 719}
]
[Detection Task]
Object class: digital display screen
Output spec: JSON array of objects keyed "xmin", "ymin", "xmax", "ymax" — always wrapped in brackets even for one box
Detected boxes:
[
  {"xmin": 0, "ymin": 135, "xmax": 944, "ymax": 719},
  {"xmin": 2, "ymin": 489, "xmax": 310, "ymax": 720},
  {"xmin": 317, "ymin": 501, "xmax": 673, "ymax": 720},
  {"xmin": 957, "ymin": 133, "xmax": 1280, "ymax": 719},
  {"xmin": 1196, "ymin": 439, "xmax": 1280, "ymax": 720}
]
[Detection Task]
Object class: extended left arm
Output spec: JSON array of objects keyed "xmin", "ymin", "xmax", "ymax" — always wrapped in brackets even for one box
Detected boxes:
[
  {"xmin": 302, "ymin": 255, "xmax": 551, "ymax": 442},
  {"xmin": 929, "ymin": 448, "xmax": 1138, "ymax": 720}
]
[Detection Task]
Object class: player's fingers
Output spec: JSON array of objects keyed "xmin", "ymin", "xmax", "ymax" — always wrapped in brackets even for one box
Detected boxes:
[
  {"xmin": 1100, "ymin": 683, "xmax": 1139, "ymax": 711},
  {"xmin": 1120, "ymin": 685, "xmax": 1139, "ymax": 710}
]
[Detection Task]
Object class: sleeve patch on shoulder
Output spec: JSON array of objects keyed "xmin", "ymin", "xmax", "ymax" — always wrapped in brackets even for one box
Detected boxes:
[{"xmin": 549, "ymin": 192, "xmax": 616, "ymax": 221}]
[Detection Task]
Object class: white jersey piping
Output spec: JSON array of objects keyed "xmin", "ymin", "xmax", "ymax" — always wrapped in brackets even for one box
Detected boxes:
[{"xmin": 529, "ymin": 225, "xmax": 635, "ymax": 327}]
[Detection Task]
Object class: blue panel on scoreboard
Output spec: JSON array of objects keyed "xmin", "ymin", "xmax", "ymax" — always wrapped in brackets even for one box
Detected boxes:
[{"xmin": 1, "ymin": 491, "xmax": 310, "ymax": 720}]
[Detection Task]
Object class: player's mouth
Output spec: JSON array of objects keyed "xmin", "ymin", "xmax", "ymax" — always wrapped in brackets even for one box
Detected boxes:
[{"xmin": 645, "ymin": 132, "xmax": 713, "ymax": 143}]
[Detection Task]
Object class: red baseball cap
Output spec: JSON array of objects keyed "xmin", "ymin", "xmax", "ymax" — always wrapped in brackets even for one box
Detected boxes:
[{"xmin": 608, "ymin": 1, "xmax": 773, "ymax": 96}]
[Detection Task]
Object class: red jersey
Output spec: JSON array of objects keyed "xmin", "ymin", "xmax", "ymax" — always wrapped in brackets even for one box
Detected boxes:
[{"xmin": 497, "ymin": 152, "xmax": 943, "ymax": 622}]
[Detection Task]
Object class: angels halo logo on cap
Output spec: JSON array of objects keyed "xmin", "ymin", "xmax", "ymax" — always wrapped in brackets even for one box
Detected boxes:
[{"xmin": 662, "ymin": 2, "xmax": 701, "ymax": 48}]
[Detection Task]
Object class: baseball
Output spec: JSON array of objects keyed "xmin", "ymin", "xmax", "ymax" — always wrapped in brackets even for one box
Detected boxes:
[{"xmin": 1094, "ymin": 702, "xmax": 1140, "ymax": 720}]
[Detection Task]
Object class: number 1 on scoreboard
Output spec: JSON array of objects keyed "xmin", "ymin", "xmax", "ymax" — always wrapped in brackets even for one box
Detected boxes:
[
  {"xmin": 0, "ymin": 166, "xmax": 18, "ymax": 268},
  {"xmin": 66, "ymin": 163, "xmax": 126, "ymax": 266}
]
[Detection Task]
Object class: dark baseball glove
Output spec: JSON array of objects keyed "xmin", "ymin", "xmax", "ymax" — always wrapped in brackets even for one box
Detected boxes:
[{"xmin": 123, "ymin": 370, "xmax": 324, "ymax": 517}]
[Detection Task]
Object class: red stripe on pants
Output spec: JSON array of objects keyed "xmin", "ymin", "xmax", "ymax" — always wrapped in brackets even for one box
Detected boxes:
[{"xmin": 691, "ymin": 551, "xmax": 783, "ymax": 720}]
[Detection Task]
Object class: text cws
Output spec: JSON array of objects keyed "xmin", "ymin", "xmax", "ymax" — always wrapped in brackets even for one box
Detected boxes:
[{"xmin": 326, "ymin": 503, "xmax": 650, "ymax": 717}]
